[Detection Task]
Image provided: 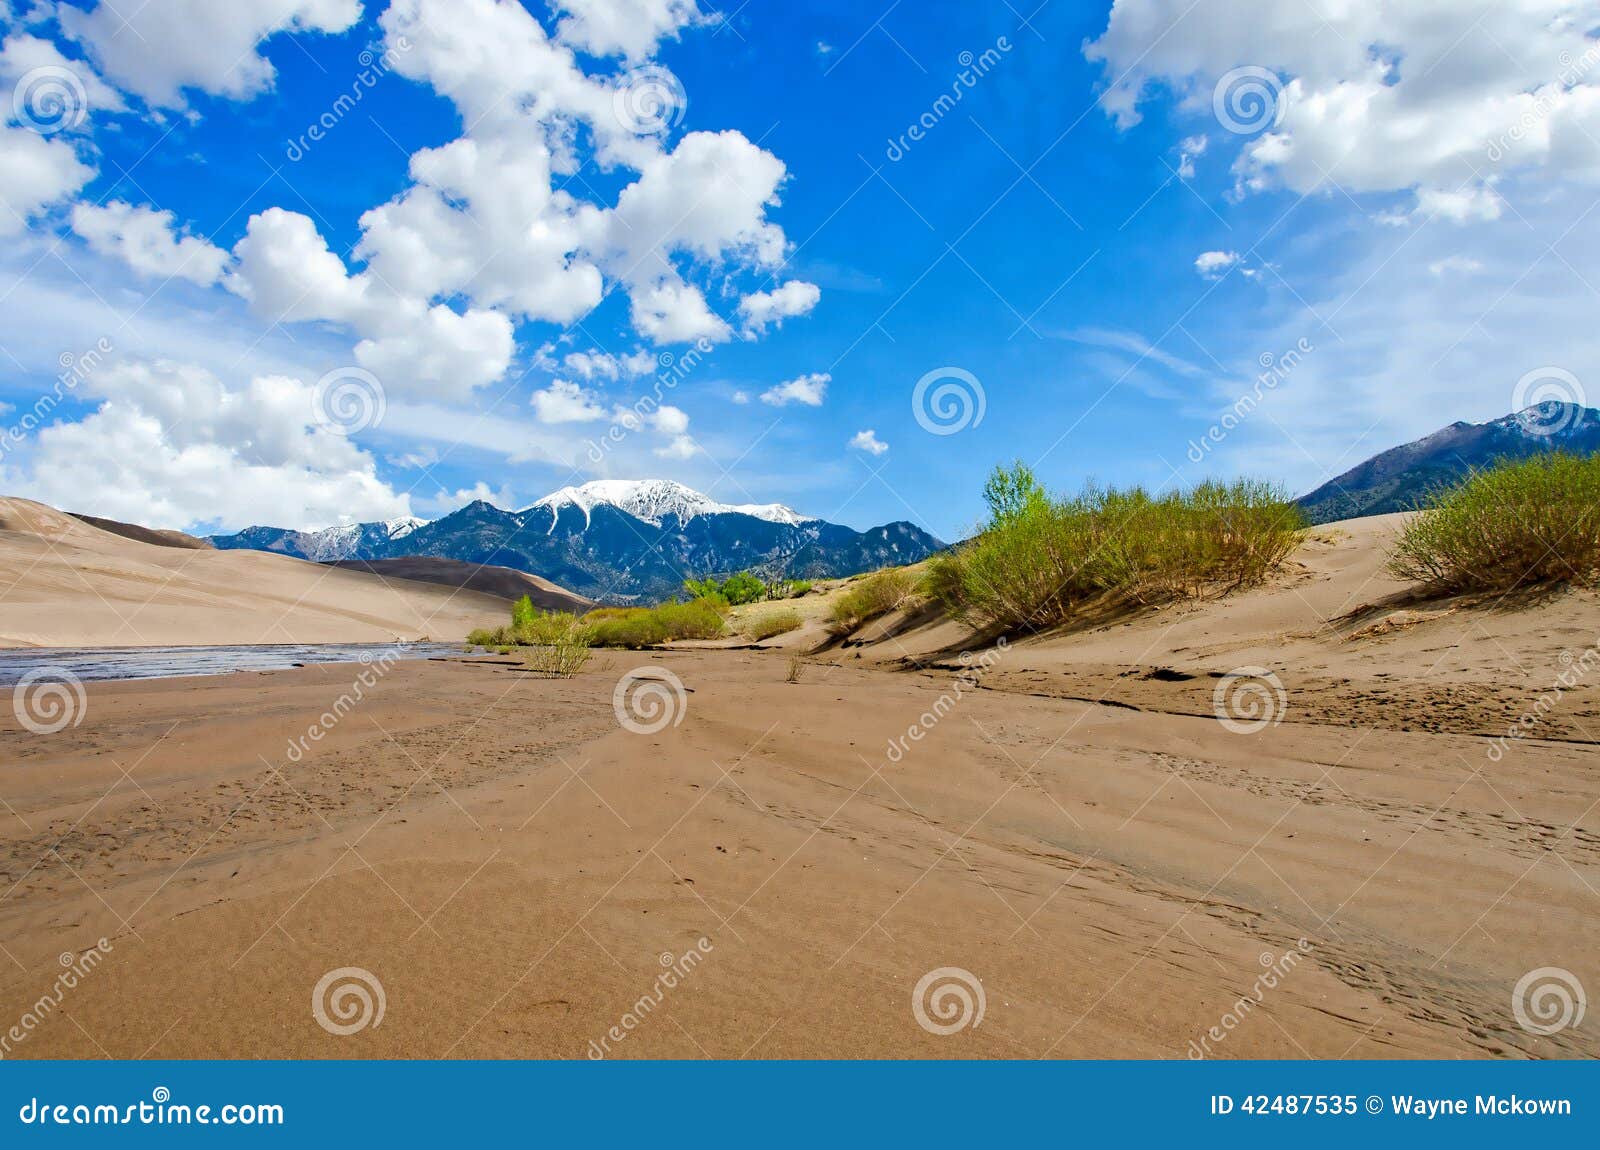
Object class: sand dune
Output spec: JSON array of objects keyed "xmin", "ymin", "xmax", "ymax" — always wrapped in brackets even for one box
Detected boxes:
[
  {"xmin": 0, "ymin": 512, "xmax": 1595, "ymax": 1059},
  {"xmin": 0, "ymin": 498, "xmax": 508, "ymax": 647},
  {"xmin": 325, "ymin": 557, "xmax": 592, "ymax": 615}
]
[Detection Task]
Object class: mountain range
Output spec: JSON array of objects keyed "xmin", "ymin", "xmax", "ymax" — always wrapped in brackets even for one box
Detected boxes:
[
  {"xmin": 210, "ymin": 479, "xmax": 944, "ymax": 604},
  {"xmin": 1296, "ymin": 402, "xmax": 1600, "ymax": 523}
]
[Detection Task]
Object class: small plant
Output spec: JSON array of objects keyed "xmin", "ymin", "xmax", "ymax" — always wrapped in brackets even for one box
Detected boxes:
[
  {"xmin": 828, "ymin": 568, "xmax": 916, "ymax": 635},
  {"xmin": 684, "ymin": 571, "xmax": 771, "ymax": 605},
  {"xmin": 1387, "ymin": 453, "xmax": 1600, "ymax": 592},
  {"xmin": 520, "ymin": 615, "xmax": 593, "ymax": 677},
  {"xmin": 511, "ymin": 594, "xmax": 537, "ymax": 630},
  {"xmin": 786, "ymin": 653, "xmax": 803, "ymax": 683},
  {"xmin": 744, "ymin": 608, "xmax": 803, "ymax": 641}
]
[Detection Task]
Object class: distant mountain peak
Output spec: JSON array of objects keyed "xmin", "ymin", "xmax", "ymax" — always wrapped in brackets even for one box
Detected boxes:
[
  {"xmin": 1297, "ymin": 403, "xmax": 1600, "ymax": 524},
  {"xmin": 526, "ymin": 478, "xmax": 814, "ymax": 528}
]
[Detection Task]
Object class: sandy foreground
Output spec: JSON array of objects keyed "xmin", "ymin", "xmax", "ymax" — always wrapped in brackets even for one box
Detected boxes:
[
  {"xmin": 0, "ymin": 499, "xmax": 507, "ymax": 647},
  {"xmin": 1, "ymin": 516, "xmax": 1597, "ymax": 1059}
]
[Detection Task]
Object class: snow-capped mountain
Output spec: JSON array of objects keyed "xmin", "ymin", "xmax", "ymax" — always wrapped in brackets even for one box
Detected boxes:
[
  {"xmin": 1297, "ymin": 402, "xmax": 1600, "ymax": 523},
  {"xmin": 209, "ymin": 515, "xmax": 427, "ymax": 563},
  {"xmin": 527, "ymin": 479, "xmax": 813, "ymax": 528},
  {"xmin": 210, "ymin": 480, "xmax": 943, "ymax": 603}
]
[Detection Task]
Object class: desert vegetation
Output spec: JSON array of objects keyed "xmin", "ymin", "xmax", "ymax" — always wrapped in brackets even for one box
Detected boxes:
[
  {"xmin": 470, "ymin": 592, "xmax": 733, "ymax": 652},
  {"xmin": 684, "ymin": 572, "xmax": 812, "ymax": 604},
  {"xmin": 928, "ymin": 462, "xmax": 1305, "ymax": 631},
  {"xmin": 741, "ymin": 608, "xmax": 803, "ymax": 641},
  {"xmin": 1387, "ymin": 453, "xmax": 1600, "ymax": 592},
  {"xmin": 827, "ymin": 568, "xmax": 918, "ymax": 635}
]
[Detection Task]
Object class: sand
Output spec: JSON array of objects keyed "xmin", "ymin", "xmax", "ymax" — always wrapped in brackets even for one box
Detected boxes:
[
  {"xmin": 0, "ymin": 499, "xmax": 509, "ymax": 647},
  {"xmin": 0, "ymin": 513, "xmax": 1596, "ymax": 1059}
]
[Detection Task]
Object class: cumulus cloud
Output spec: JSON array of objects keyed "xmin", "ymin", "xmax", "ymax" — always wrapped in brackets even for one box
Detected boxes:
[
  {"xmin": 1086, "ymin": 0, "xmax": 1600, "ymax": 216},
  {"xmin": 6, "ymin": 359, "xmax": 410, "ymax": 531},
  {"xmin": 1194, "ymin": 250, "xmax": 1241, "ymax": 279},
  {"xmin": 229, "ymin": 207, "xmax": 513, "ymax": 398},
  {"xmin": 59, "ymin": 0, "xmax": 362, "ymax": 109},
  {"xmin": 738, "ymin": 279, "xmax": 820, "ymax": 334},
  {"xmin": 0, "ymin": 32, "xmax": 125, "ymax": 120},
  {"xmin": 552, "ymin": 0, "xmax": 709, "ymax": 62},
  {"xmin": 564, "ymin": 348, "xmax": 656, "ymax": 380},
  {"xmin": 71, "ymin": 200, "xmax": 230, "ymax": 285},
  {"xmin": 0, "ymin": 125, "xmax": 93, "ymax": 235},
  {"xmin": 760, "ymin": 372, "xmax": 829, "ymax": 407},
  {"xmin": 848, "ymin": 429, "xmax": 887, "ymax": 455},
  {"xmin": 531, "ymin": 378, "xmax": 608, "ymax": 423}
]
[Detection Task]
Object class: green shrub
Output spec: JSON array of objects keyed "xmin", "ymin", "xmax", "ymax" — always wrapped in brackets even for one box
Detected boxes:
[
  {"xmin": 582, "ymin": 596, "xmax": 728, "ymax": 648},
  {"xmin": 828, "ymin": 569, "xmax": 916, "ymax": 634},
  {"xmin": 933, "ymin": 463, "xmax": 1305, "ymax": 630},
  {"xmin": 744, "ymin": 608, "xmax": 803, "ymax": 641},
  {"xmin": 1387, "ymin": 453, "xmax": 1600, "ymax": 592},
  {"xmin": 511, "ymin": 594, "xmax": 537, "ymax": 629},
  {"xmin": 520, "ymin": 615, "xmax": 592, "ymax": 677},
  {"xmin": 719, "ymin": 571, "xmax": 766, "ymax": 605}
]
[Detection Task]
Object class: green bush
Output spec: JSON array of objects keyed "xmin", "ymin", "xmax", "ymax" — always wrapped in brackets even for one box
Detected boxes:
[
  {"xmin": 521, "ymin": 615, "xmax": 593, "ymax": 676},
  {"xmin": 932, "ymin": 463, "xmax": 1305, "ymax": 630},
  {"xmin": 582, "ymin": 596, "xmax": 729, "ymax": 648},
  {"xmin": 828, "ymin": 568, "xmax": 916, "ymax": 634},
  {"xmin": 511, "ymin": 594, "xmax": 537, "ymax": 629},
  {"xmin": 1387, "ymin": 453, "xmax": 1600, "ymax": 592},
  {"xmin": 684, "ymin": 571, "xmax": 773, "ymax": 605},
  {"xmin": 744, "ymin": 608, "xmax": 803, "ymax": 641}
]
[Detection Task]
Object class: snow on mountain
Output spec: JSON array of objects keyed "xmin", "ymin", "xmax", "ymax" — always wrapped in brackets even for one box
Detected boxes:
[
  {"xmin": 526, "ymin": 479, "xmax": 814, "ymax": 529},
  {"xmin": 384, "ymin": 516, "xmax": 427, "ymax": 540}
]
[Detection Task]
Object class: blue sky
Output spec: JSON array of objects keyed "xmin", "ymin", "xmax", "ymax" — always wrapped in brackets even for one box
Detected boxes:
[{"xmin": 2, "ymin": 1, "xmax": 1597, "ymax": 540}]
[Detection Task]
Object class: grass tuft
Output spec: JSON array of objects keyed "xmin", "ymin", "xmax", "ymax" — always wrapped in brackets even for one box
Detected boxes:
[
  {"xmin": 743, "ymin": 608, "xmax": 803, "ymax": 641},
  {"xmin": 828, "ymin": 568, "xmax": 916, "ymax": 635}
]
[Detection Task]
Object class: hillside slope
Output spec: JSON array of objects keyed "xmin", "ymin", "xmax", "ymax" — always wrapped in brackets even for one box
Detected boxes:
[{"xmin": 0, "ymin": 498, "xmax": 507, "ymax": 647}]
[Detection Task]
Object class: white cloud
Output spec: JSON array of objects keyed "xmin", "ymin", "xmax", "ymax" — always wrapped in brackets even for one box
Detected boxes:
[
  {"xmin": 417, "ymin": 480, "xmax": 517, "ymax": 516},
  {"xmin": 531, "ymin": 378, "xmax": 608, "ymax": 423},
  {"xmin": 1175, "ymin": 133, "xmax": 1207, "ymax": 179},
  {"xmin": 564, "ymin": 347, "xmax": 656, "ymax": 380},
  {"xmin": 1086, "ymin": 1, "xmax": 1600, "ymax": 216},
  {"xmin": 848, "ymin": 429, "xmax": 887, "ymax": 455},
  {"xmin": 737, "ymin": 279, "xmax": 820, "ymax": 334},
  {"xmin": 730, "ymin": 389, "xmax": 749, "ymax": 404},
  {"xmin": 70, "ymin": 200, "xmax": 229, "ymax": 285},
  {"xmin": 761, "ymin": 372, "xmax": 828, "ymax": 407},
  {"xmin": 1428, "ymin": 255, "xmax": 1484, "ymax": 278},
  {"xmin": 59, "ymin": 0, "xmax": 362, "ymax": 109},
  {"xmin": 4, "ymin": 359, "xmax": 410, "ymax": 531},
  {"xmin": 1194, "ymin": 249, "xmax": 1241, "ymax": 279},
  {"xmin": 553, "ymin": 0, "xmax": 709, "ymax": 62},
  {"xmin": 0, "ymin": 125, "xmax": 92, "ymax": 235},
  {"xmin": 229, "ymin": 207, "xmax": 513, "ymax": 398},
  {"xmin": 0, "ymin": 32, "xmax": 125, "ymax": 121}
]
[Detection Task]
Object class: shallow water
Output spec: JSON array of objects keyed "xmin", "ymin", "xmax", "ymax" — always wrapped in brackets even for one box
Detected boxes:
[{"xmin": 0, "ymin": 643, "xmax": 463, "ymax": 686}]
